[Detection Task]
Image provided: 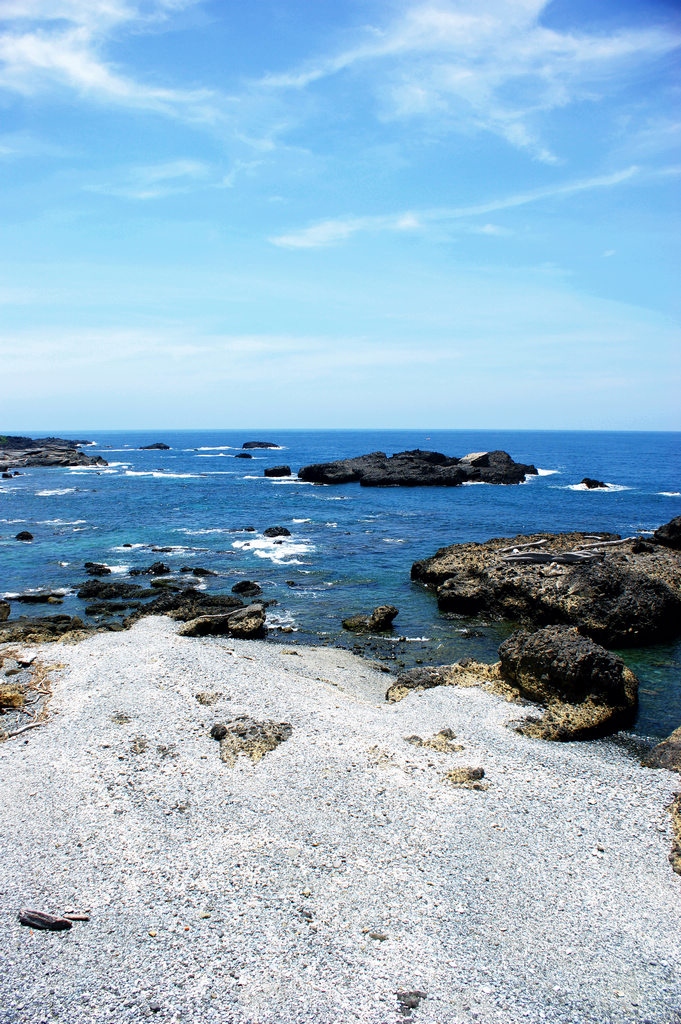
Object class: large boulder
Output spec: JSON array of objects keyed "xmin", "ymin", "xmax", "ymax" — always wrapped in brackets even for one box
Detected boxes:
[
  {"xmin": 263, "ymin": 526, "xmax": 291, "ymax": 538},
  {"xmin": 342, "ymin": 605, "xmax": 398, "ymax": 632},
  {"xmin": 498, "ymin": 625, "xmax": 638, "ymax": 740},
  {"xmin": 264, "ymin": 465, "xmax": 291, "ymax": 477},
  {"xmin": 179, "ymin": 604, "xmax": 265, "ymax": 639},
  {"xmin": 645, "ymin": 726, "xmax": 681, "ymax": 772},
  {"xmin": 139, "ymin": 442, "xmax": 170, "ymax": 450},
  {"xmin": 242, "ymin": 441, "xmax": 280, "ymax": 449},
  {"xmin": 652, "ymin": 516, "xmax": 681, "ymax": 550},
  {"xmin": 412, "ymin": 530, "xmax": 681, "ymax": 646},
  {"xmin": 298, "ymin": 449, "xmax": 536, "ymax": 487}
]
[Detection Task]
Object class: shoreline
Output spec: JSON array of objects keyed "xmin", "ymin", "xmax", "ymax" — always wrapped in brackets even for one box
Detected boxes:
[{"xmin": 0, "ymin": 617, "xmax": 679, "ymax": 1023}]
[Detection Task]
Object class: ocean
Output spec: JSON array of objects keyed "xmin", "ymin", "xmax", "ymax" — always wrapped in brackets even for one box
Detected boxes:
[{"xmin": 2, "ymin": 428, "xmax": 679, "ymax": 738}]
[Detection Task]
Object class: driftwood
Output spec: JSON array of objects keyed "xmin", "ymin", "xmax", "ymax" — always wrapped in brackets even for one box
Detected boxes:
[
  {"xmin": 498, "ymin": 539, "xmax": 548, "ymax": 554},
  {"xmin": 18, "ymin": 909, "xmax": 72, "ymax": 931},
  {"xmin": 573, "ymin": 537, "xmax": 634, "ymax": 551},
  {"xmin": 500, "ymin": 551, "xmax": 602, "ymax": 565}
]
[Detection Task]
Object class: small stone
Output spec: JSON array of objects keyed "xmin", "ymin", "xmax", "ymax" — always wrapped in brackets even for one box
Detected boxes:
[{"xmin": 210, "ymin": 723, "xmax": 228, "ymax": 740}]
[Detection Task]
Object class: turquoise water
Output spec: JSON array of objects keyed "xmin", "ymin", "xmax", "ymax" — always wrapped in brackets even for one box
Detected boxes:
[{"xmin": 1, "ymin": 429, "xmax": 679, "ymax": 737}]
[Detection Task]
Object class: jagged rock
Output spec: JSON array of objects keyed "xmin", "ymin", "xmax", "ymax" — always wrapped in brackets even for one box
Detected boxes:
[
  {"xmin": 264, "ymin": 465, "xmax": 291, "ymax": 477},
  {"xmin": 299, "ymin": 449, "xmax": 536, "ymax": 487},
  {"xmin": 128, "ymin": 588, "xmax": 243, "ymax": 623},
  {"xmin": 217, "ymin": 716, "xmax": 292, "ymax": 764},
  {"xmin": 179, "ymin": 566, "xmax": 216, "ymax": 576},
  {"xmin": 77, "ymin": 580, "xmax": 149, "ymax": 600},
  {"xmin": 178, "ymin": 604, "xmax": 265, "ymax": 639},
  {"xmin": 15, "ymin": 532, "xmax": 33, "ymax": 542},
  {"xmin": 263, "ymin": 526, "xmax": 291, "ymax": 538},
  {"xmin": 581, "ymin": 477, "xmax": 607, "ymax": 489},
  {"xmin": 10, "ymin": 592, "xmax": 64, "ymax": 604},
  {"xmin": 386, "ymin": 660, "xmax": 501, "ymax": 703},
  {"xmin": 0, "ymin": 601, "xmax": 9, "ymax": 622},
  {"xmin": 412, "ymin": 530, "xmax": 681, "ymax": 646},
  {"xmin": 499, "ymin": 625, "xmax": 638, "ymax": 740},
  {"xmin": 0, "ymin": 615, "xmax": 86, "ymax": 643},
  {"xmin": 405, "ymin": 729, "xmax": 463, "ymax": 753},
  {"xmin": 342, "ymin": 605, "xmax": 398, "ymax": 632},
  {"xmin": 139, "ymin": 442, "xmax": 170, "ymax": 450},
  {"xmin": 646, "ymin": 726, "xmax": 681, "ymax": 772},
  {"xmin": 445, "ymin": 767, "xmax": 487, "ymax": 790},
  {"xmin": 231, "ymin": 580, "xmax": 262, "ymax": 597},
  {"xmin": 0, "ymin": 436, "xmax": 106, "ymax": 469},
  {"xmin": 84, "ymin": 562, "xmax": 112, "ymax": 576},
  {"xmin": 652, "ymin": 516, "xmax": 681, "ymax": 550},
  {"xmin": 242, "ymin": 441, "xmax": 280, "ymax": 449}
]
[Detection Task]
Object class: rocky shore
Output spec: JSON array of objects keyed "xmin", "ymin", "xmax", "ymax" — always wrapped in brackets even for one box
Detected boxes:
[
  {"xmin": 0, "ymin": 617, "xmax": 679, "ymax": 1024},
  {"xmin": 0, "ymin": 435, "xmax": 107, "ymax": 470}
]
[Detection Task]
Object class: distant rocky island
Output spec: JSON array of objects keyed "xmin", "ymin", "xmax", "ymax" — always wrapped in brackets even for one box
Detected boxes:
[
  {"xmin": 298, "ymin": 448, "xmax": 537, "ymax": 486},
  {"xmin": 0, "ymin": 435, "xmax": 107, "ymax": 470}
]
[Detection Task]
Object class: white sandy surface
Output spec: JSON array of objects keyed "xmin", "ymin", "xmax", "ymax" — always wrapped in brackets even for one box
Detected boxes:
[{"xmin": 0, "ymin": 616, "xmax": 679, "ymax": 1024}]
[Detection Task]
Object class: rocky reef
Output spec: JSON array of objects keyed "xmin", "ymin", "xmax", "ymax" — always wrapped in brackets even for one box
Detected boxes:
[
  {"xmin": 298, "ymin": 449, "xmax": 537, "ymax": 486},
  {"xmin": 411, "ymin": 523, "xmax": 681, "ymax": 646},
  {"xmin": 0, "ymin": 435, "xmax": 106, "ymax": 470}
]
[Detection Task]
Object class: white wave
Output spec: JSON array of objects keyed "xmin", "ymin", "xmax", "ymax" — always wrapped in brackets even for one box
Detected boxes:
[
  {"xmin": 292, "ymin": 518, "xmax": 311, "ymax": 523},
  {"xmin": 106, "ymin": 564, "xmax": 131, "ymax": 574},
  {"xmin": 195, "ymin": 445, "xmax": 241, "ymax": 450},
  {"xmin": 124, "ymin": 471, "xmax": 202, "ymax": 479},
  {"xmin": 462, "ymin": 481, "xmax": 491, "ymax": 486},
  {"xmin": 196, "ymin": 453, "xmax": 235, "ymax": 458},
  {"xmin": 232, "ymin": 535, "xmax": 314, "ymax": 566},
  {"xmin": 0, "ymin": 518, "xmax": 27, "ymax": 523},
  {"xmin": 382, "ymin": 537, "xmax": 406, "ymax": 544},
  {"xmin": 36, "ymin": 488, "xmax": 76, "ymax": 496},
  {"xmin": 659, "ymin": 491, "xmax": 681, "ymax": 497},
  {"xmin": 565, "ymin": 482, "xmax": 631, "ymax": 492},
  {"xmin": 37, "ymin": 519, "xmax": 87, "ymax": 525},
  {"xmin": 325, "ymin": 522, "xmax": 338, "ymax": 528},
  {"xmin": 175, "ymin": 527, "xmax": 233, "ymax": 535},
  {"xmin": 110, "ymin": 542, "xmax": 146, "ymax": 551},
  {"xmin": 536, "ymin": 468, "xmax": 560, "ymax": 476},
  {"xmin": 321, "ymin": 496, "xmax": 349, "ymax": 500},
  {"xmin": 268, "ymin": 611, "xmax": 297, "ymax": 629}
]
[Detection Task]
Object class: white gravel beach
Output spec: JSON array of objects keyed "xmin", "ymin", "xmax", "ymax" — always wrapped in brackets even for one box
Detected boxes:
[{"xmin": 0, "ymin": 616, "xmax": 679, "ymax": 1024}]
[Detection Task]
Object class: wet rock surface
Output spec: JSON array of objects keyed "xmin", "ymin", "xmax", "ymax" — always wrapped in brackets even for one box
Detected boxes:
[
  {"xmin": 299, "ymin": 448, "xmax": 537, "ymax": 487},
  {"xmin": 646, "ymin": 726, "xmax": 681, "ymax": 772},
  {"xmin": 264, "ymin": 465, "xmax": 291, "ymax": 477},
  {"xmin": 652, "ymin": 515, "xmax": 681, "ymax": 550},
  {"xmin": 343, "ymin": 605, "xmax": 399, "ymax": 633},
  {"xmin": 178, "ymin": 604, "xmax": 266, "ymax": 639},
  {"xmin": 0, "ymin": 435, "xmax": 106, "ymax": 469},
  {"xmin": 411, "ymin": 529, "xmax": 681, "ymax": 646},
  {"xmin": 580, "ymin": 477, "xmax": 607, "ymax": 489}
]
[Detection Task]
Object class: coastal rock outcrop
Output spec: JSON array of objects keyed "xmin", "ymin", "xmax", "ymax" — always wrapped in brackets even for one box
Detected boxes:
[
  {"xmin": 242, "ymin": 441, "xmax": 280, "ymax": 449},
  {"xmin": 139, "ymin": 442, "xmax": 170, "ymax": 450},
  {"xmin": 342, "ymin": 605, "xmax": 399, "ymax": 632},
  {"xmin": 15, "ymin": 532, "xmax": 33, "ymax": 542},
  {"xmin": 580, "ymin": 478, "xmax": 606, "ymax": 489},
  {"xmin": 0, "ymin": 601, "xmax": 10, "ymax": 622},
  {"xmin": 652, "ymin": 516, "xmax": 681, "ymax": 550},
  {"xmin": 213, "ymin": 716, "xmax": 292, "ymax": 764},
  {"xmin": 0, "ymin": 435, "xmax": 106, "ymax": 470},
  {"xmin": 411, "ymin": 529, "xmax": 681, "ymax": 646},
  {"xmin": 232, "ymin": 580, "xmax": 262, "ymax": 597},
  {"xmin": 264, "ymin": 465, "xmax": 291, "ymax": 477},
  {"xmin": 0, "ymin": 614, "xmax": 87, "ymax": 643},
  {"xmin": 178, "ymin": 603, "xmax": 266, "ymax": 639},
  {"xmin": 263, "ymin": 526, "xmax": 291, "ymax": 538},
  {"xmin": 498, "ymin": 625, "xmax": 638, "ymax": 740},
  {"xmin": 234, "ymin": 452, "xmax": 252, "ymax": 459},
  {"xmin": 645, "ymin": 726, "xmax": 681, "ymax": 772},
  {"xmin": 84, "ymin": 562, "xmax": 112, "ymax": 576},
  {"xmin": 298, "ymin": 449, "xmax": 537, "ymax": 487}
]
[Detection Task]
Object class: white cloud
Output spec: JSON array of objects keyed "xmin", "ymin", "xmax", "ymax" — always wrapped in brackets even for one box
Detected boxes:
[
  {"xmin": 270, "ymin": 166, "xmax": 640, "ymax": 248},
  {"xmin": 260, "ymin": 0, "xmax": 681, "ymax": 162}
]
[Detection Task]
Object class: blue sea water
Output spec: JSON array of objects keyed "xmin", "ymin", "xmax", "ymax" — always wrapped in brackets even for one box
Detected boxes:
[{"xmin": 1, "ymin": 429, "xmax": 680, "ymax": 738}]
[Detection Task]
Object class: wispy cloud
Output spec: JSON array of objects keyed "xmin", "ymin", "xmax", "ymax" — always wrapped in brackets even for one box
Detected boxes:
[
  {"xmin": 260, "ymin": 0, "xmax": 681, "ymax": 163},
  {"xmin": 88, "ymin": 157, "xmax": 264, "ymax": 199},
  {"xmin": 270, "ymin": 166, "xmax": 640, "ymax": 248}
]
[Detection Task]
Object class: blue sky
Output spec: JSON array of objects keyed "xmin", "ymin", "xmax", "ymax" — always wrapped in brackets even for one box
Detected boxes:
[{"xmin": 1, "ymin": 0, "xmax": 679, "ymax": 430}]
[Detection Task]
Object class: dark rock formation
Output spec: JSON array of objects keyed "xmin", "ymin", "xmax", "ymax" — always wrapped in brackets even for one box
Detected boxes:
[
  {"xmin": 645, "ymin": 726, "xmax": 681, "ymax": 772},
  {"xmin": 581, "ymin": 478, "xmax": 607, "ymax": 489},
  {"xmin": 129, "ymin": 588, "xmax": 244, "ymax": 624},
  {"xmin": 411, "ymin": 530, "xmax": 681, "ymax": 646},
  {"xmin": 178, "ymin": 603, "xmax": 266, "ymax": 640},
  {"xmin": 10, "ymin": 592, "xmax": 64, "ymax": 604},
  {"xmin": 0, "ymin": 615, "xmax": 86, "ymax": 643},
  {"xmin": 264, "ymin": 465, "xmax": 291, "ymax": 477},
  {"xmin": 0, "ymin": 435, "xmax": 106, "ymax": 470},
  {"xmin": 498, "ymin": 625, "xmax": 638, "ymax": 740},
  {"xmin": 179, "ymin": 566, "xmax": 216, "ymax": 576},
  {"xmin": 652, "ymin": 516, "xmax": 681, "ymax": 550},
  {"xmin": 0, "ymin": 601, "xmax": 10, "ymax": 621},
  {"xmin": 84, "ymin": 562, "xmax": 112, "ymax": 576},
  {"xmin": 342, "ymin": 605, "xmax": 399, "ymax": 632},
  {"xmin": 15, "ymin": 531, "xmax": 33, "ymax": 542},
  {"xmin": 232, "ymin": 580, "xmax": 262, "ymax": 597},
  {"xmin": 263, "ymin": 526, "xmax": 291, "ymax": 538},
  {"xmin": 234, "ymin": 452, "xmax": 253, "ymax": 459},
  {"xmin": 77, "ymin": 580, "xmax": 149, "ymax": 601},
  {"xmin": 242, "ymin": 441, "xmax": 280, "ymax": 449},
  {"xmin": 298, "ymin": 449, "xmax": 536, "ymax": 487},
  {"xmin": 139, "ymin": 442, "xmax": 170, "ymax": 450}
]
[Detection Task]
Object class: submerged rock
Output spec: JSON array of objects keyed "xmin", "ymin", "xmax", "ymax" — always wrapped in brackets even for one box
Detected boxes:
[
  {"xmin": 342, "ymin": 605, "xmax": 399, "ymax": 632},
  {"xmin": 412, "ymin": 529, "xmax": 681, "ymax": 646},
  {"xmin": 299, "ymin": 449, "xmax": 537, "ymax": 487},
  {"xmin": 580, "ymin": 477, "xmax": 607, "ymax": 489}
]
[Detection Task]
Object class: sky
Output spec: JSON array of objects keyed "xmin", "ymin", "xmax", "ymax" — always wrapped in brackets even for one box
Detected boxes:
[{"xmin": 0, "ymin": 0, "xmax": 679, "ymax": 430}]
